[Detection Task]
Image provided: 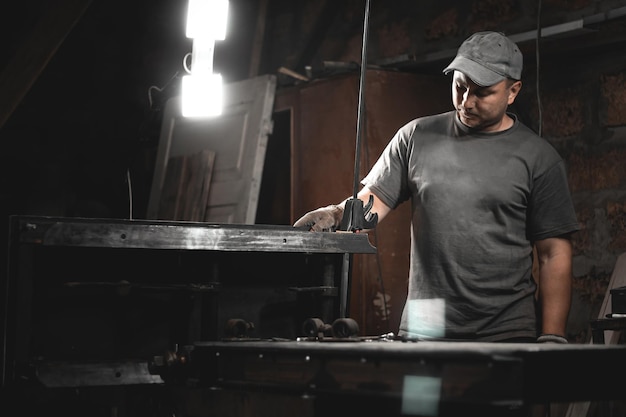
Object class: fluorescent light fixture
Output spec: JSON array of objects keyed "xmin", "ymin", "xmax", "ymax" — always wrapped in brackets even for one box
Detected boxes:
[
  {"xmin": 186, "ymin": 0, "xmax": 229, "ymax": 40},
  {"xmin": 191, "ymin": 37, "xmax": 215, "ymax": 73},
  {"xmin": 182, "ymin": 73, "xmax": 223, "ymax": 117},
  {"xmin": 182, "ymin": 0, "xmax": 228, "ymax": 118}
]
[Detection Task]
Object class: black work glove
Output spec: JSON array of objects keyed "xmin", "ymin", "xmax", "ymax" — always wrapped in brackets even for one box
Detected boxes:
[
  {"xmin": 537, "ymin": 334, "xmax": 568, "ymax": 344},
  {"xmin": 293, "ymin": 205, "xmax": 344, "ymax": 232}
]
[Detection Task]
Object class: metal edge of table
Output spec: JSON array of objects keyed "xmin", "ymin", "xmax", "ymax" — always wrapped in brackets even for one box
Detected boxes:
[
  {"xmin": 182, "ymin": 340, "xmax": 626, "ymax": 404},
  {"xmin": 9, "ymin": 215, "xmax": 377, "ymax": 254}
]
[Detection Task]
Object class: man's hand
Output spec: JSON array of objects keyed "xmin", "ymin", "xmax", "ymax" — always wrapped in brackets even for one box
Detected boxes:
[{"xmin": 293, "ymin": 205, "xmax": 344, "ymax": 232}]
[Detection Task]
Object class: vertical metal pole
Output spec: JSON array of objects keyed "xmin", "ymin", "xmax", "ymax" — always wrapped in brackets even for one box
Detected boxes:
[
  {"xmin": 351, "ymin": 0, "xmax": 371, "ymax": 199},
  {"xmin": 340, "ymin": 0, "xmax": 372, "ymax": 318},
  {"xmin": 321, "ymin": 256, "xmax": 335, "ymax": 323},
  {"xmin": 340, "ymin": 253, "xmax": 351, "ymax": 318}
]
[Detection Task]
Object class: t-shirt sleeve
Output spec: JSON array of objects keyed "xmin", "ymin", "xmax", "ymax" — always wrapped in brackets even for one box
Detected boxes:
[
  {"xmin": 361, "ymin": 121, "xmax": 416, "ymax": 209},
  {"xmin": 528, "ymin": 159, "xmax": 580, "ymax": 241}
]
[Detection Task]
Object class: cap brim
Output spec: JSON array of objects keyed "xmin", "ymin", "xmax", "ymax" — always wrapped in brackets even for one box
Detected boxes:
[{"xmin": 443, "ymin": 56, "xmax": 505, "ymax": 87}]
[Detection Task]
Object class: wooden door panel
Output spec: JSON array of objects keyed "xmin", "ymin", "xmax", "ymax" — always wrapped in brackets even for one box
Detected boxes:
[{"xmin": 148, "ymin": 75, "xmax": 277, "ymax": 224}]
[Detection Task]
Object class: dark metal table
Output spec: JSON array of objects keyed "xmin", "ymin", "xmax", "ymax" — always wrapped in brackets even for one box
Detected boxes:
[
  {"xmin": 151, "ymin": 338, "xmax": 626, "ymax": 416},
  {"xmin": 2, "ymin": 215, "xmax": 376, "ymax": 387}
]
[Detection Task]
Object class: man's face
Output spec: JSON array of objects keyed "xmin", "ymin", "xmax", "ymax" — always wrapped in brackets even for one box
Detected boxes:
[{"xmin": 451, "ymin": 71, "xmax": 521, "ymax": 132}]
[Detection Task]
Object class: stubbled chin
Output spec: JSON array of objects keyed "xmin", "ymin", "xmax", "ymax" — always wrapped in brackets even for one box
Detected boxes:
[{"xmin": 459, "ymin": 115, "xmax": 478, "ymax": 127}]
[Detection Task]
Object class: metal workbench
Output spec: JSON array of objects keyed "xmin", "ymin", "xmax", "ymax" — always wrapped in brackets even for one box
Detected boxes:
[{"xmin": 2, "ymin": 215, "xmax": 376, "ymax": 387}]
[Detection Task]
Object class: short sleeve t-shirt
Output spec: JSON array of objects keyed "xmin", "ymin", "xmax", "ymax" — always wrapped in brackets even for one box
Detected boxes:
[{"xmin": 361, "ymin": 111, "xmax": 580, "ymax": 341}]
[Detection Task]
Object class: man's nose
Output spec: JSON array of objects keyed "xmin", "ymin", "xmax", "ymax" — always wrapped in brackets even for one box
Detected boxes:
[{"xmin": 461, "ymin": 91, "xmax": 473, "ymax": 107}]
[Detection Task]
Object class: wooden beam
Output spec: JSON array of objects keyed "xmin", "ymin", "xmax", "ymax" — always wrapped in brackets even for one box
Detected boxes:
[
  {"xmin": 0, "ymin": 0, "xmax": 92, "ymax": 131},
  {"xmin": 248, "ymin": 0, "xmax": 268, "ymax": 78}
]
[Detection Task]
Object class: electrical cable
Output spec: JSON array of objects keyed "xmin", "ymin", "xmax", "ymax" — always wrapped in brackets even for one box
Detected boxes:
[
  {"xmin": 147, "ymin": 85, "xmax": 161, "ymax": 110},
  {"xmin": 536, "ymin": 0, "xmax": 543, "ymax": 136},
  {"xmin": 126, "ymin": 168, "xmax": 133, "ymax": 220},
  {"xmin": 536, "ymin": 8, "xmax": 556, "ymax": 417},
  {"xmin": 147, "ymin": 71, "xmax": 181, "ymax": 110}
]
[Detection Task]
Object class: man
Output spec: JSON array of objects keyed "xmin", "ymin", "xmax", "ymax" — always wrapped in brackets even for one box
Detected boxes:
[{"xmin": 293, "ymin": 31, "xmax": 579, "ymax": 343}]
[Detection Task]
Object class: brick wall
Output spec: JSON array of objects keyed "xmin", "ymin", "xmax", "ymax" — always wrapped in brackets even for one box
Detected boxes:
[{"xmin": 363, "ymin": 0, "xmax": 626, "ymax": 342}]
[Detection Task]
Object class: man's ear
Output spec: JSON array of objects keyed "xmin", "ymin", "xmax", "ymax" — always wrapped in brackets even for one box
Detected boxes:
[{"xmin": 508, "ymin": 80, "xmax": 522, "ymax": 104}]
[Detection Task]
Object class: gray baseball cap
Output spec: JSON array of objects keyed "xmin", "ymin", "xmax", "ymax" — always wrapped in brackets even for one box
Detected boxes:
[{"xmin": 443, "ymin": 31, "xmax": 523, "ymax": 86}]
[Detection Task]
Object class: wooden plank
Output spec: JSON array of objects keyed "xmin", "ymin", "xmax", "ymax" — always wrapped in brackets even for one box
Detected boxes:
[
  {"xmin": 186, "ymin": 149, "xmax": 215, "ymax": 222},
  {"xmin": 248, "ymin": 0, "xmax": 268, "ymax": 78},
  {"xmin": 157, "ymin": 150, "xmax": 216, "ymax": 222},
  {"xmin": 158, "ymin": 155, "xmax": 187, "ymax": 220},
  {"xmin": 597, "ymin": 252, "xmax": 626, "ymax": 344}
]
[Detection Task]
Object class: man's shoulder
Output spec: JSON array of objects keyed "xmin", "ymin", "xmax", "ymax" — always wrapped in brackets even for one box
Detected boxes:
[
  {"xmin": 510, "ymin": 115, "xmax": 556, "ymax": 146},
  {"xmin": 391, "ymin": 111, "xmax": 455, "ymax": 145},
  {"xmin": 415, "ymin": 110, "xmax": 455, "ymax": 124},
  {"xmin": 401, "ymin": 110, "xmax": 455, "ymax": 131}
]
